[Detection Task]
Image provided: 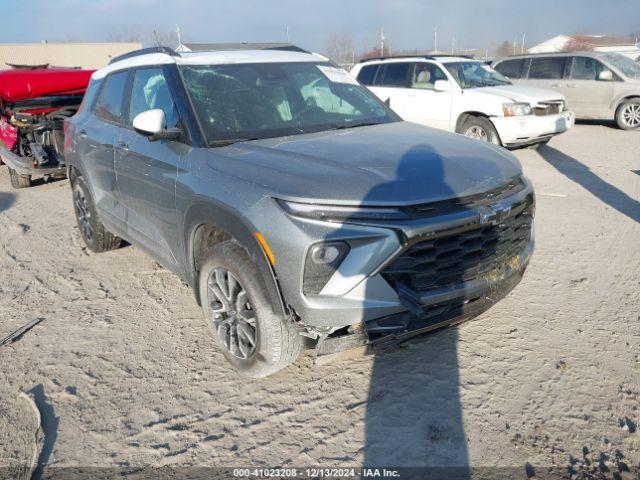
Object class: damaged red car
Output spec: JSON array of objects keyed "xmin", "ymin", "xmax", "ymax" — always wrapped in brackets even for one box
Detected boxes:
[{"xmin": 0, "ymin": 68, "xmax": 93, "ymax": 188}]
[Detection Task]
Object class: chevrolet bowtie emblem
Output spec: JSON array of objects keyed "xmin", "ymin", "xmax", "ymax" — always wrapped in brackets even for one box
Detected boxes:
[{"xmin": 477, "ymin": 203, "xmax": 512, "ymax": 225}]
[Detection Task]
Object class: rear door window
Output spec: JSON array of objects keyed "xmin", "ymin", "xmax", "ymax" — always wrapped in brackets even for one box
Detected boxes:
[
  {"xmin": 495, "ymin": 59, "xmax": 525, "ymax": 79},
  {"xmin": 356, "ymin": 65, "xmax": 379, "ymax": 86},
  {"xmin": 94, "ymin": 71, "xmax": 129, "ymax": 123},
  {"xmin": 528, "ymin": 57, "xmax": 567, "ymax": 79},
  {"xmin": 376, "ymin": 62, "xmax": 412, "ymax": 87}
]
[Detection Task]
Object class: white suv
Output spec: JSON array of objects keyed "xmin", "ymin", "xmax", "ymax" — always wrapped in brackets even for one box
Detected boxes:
[{"xmin": 351, "ymin": 55, "xmax": 575, "ymax": 148}]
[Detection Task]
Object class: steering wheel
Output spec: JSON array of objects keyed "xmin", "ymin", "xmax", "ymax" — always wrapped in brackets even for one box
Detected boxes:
[{"xmin": 291, "ymin": 105, "xmax": 325, "ymax": 123}]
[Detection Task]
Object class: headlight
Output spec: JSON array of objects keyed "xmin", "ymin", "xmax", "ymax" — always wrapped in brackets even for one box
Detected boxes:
[
  {"xmin": 503, "ymin": 102, "xmax": 533, "ymax": 117},
  {"xmin": 277, "ymin": 199, "xmax": 410, "ymax": 222},
  {"xmin": 303, "ymin": 241, "xmax": 350, "ymax": 295}
]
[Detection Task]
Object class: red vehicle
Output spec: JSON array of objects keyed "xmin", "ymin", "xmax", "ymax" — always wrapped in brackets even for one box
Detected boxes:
[{"xmin": 0, "ymin": 68, "xmax": 93, "ymax": 188}]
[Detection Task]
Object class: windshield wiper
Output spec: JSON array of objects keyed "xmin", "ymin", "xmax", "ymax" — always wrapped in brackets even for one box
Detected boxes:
[
  {"xmin": 333, "ymin": 121, "xmax": 382, "ymax": 130},
  {"xmin": 208, "ymin": 138, "xmax": 259, "ymax": 147}
]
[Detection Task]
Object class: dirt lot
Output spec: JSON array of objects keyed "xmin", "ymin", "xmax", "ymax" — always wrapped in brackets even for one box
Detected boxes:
[{"xmin": 1, "ymin": 123, "xmax": 639, "ymax": 477}]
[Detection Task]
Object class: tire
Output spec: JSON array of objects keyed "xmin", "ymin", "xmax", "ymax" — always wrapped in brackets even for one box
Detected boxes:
[
  {"xmin": 71, "ymin": 176, "xmax": 122, "ymax": 252},
  {"xmin": 615, "ymin": 99, "xmax": 640, "ymax": 130},
  {"xmin": 459, "ymin": 116, "xmax": 501, "ymax": 144},
  {"xmin": 198, "ymin": 241, "xmax": 304, "ymax": 378},
  {"xmin": 8, "ymin": 168, "xmax": 32, "ymax": 189}
]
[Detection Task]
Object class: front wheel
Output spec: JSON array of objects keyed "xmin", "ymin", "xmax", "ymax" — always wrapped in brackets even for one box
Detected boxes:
[
  {"xmin": 616, "ymin": 99, "xmax": 640, "ymax": 130},
  {"xmin": 8, "ymin": 168, "xmax": 31, "ymax": 189},
  {"xmin": 459, "ymin": 116, "xmax": 501, "ymax": 144},
  {"xmin": 198, "ymin": 241, "xmax": 304, "ymax": 378}
]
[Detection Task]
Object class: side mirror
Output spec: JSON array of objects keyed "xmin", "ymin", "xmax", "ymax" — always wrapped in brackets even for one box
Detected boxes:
[
  {"xmin": 133, "ymin": 109, "xmax": 182, "ymax": 142},
  {"xmin": 434, "ymin": 80, "xmax": 452, "ymax": 92},
  {"xmin": 598, "ymin": 70, "xmax": 613, "ymax": 81}
]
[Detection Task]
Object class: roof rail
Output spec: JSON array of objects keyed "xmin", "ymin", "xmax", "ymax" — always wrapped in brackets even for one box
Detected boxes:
[
  {"xmin": 358, "ymin": 53, "xmax": 475, "ymax": 63},
  {"xmin": 109, "ymin": 46, "xmax": 179, "ymax": 65},
  {"xmin": 179, "ymin": 42, "xmax": 309, "ymax": 54}
]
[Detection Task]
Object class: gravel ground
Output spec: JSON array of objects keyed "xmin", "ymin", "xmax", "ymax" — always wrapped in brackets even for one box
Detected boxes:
[{"xmin": 0, "ymin": 123, "xmax": 639, "ymax": 478}]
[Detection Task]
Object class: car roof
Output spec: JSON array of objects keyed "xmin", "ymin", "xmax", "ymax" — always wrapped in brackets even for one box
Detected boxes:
[
  {"xmin": 357, "ymin": 56, "xmax": 480, "ymax": 66},
  {"xmin": 92, "ymin": 49, "xmax": 328, "ymax": 80},
  {"xmin": 495, "ymin": 51, "xmax": 607, "ymax": 62}
]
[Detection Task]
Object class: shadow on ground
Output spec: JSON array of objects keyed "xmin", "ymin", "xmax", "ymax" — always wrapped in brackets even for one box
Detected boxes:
[
  {"xmin": 537, "ymin": 145, "xmax": 640, "ymax": 223},
  {"xmin": 0, "ymin": 191, "xmax": 15, "ymax": 213}
]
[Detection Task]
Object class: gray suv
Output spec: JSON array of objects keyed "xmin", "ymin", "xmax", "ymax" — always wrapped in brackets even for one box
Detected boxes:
[
  {"xmin": 65, "ymin": 46, "xmax": 535, "ymax": 377},
  {"xmin": 493, "ymin": 52, "xmax": 640, "ymax": 130}
]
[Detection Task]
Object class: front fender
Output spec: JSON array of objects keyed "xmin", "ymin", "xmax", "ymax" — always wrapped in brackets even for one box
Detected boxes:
[{"xmin": 182, "ymin": 199, "xmax": 287, "ymax": 318}]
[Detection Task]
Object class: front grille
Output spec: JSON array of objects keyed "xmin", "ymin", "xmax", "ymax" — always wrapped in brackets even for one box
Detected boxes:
[
  {"xmin": 534, "ymin": 100, "xmax": 564, "ymax": 116},
  {"xmin": 405, "ymin": 177, "xmax": 525, "ymax": 219},
  {"xmin": 382, "ymin": 197, "xmax": 533, "ymax": 294}
]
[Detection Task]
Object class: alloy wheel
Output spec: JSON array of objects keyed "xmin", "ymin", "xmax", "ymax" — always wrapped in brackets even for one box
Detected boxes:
[
  {"xmin": 207, "ymin": 268, "xmax": 257, "ymax": 359},
  {"xmin": 465, "ymin": 125, "xmax": 489, "ymax": 141},
  {"xmin": 621, "ymin": 103, "xmax": 640, "ymax": 128},
  {"xmin": 74, "ymin": 188, "xmax": 93, "ymax": 241}
]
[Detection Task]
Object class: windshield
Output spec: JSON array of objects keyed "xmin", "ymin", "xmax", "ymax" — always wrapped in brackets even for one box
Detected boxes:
[
  {"xmin": 602, "ymin": 53, "xmax": 640, "ymax": 79},
  {"xmin": 179, "ymin": 62, "xmax": 397, "ymax": 145},
  {"xmin": 444, "ymin": 61, "xmax": 511, "ymax": 89}
]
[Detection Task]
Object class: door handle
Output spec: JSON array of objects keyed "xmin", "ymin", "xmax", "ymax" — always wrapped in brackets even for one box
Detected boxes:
[
  {"xmin": 549, "ymin": 83, "xmax": 561, "ymax": 88},
  {"xmin": 115, "ymin": 141, "xmax": 129, "ymax": 153},
  {"xmin": 78, "ymin": 130, "xmax": 87, "ymax": 139},
  {"xmin": 565, "ymin": 83, "xmax": 577, "ymax": 88}
]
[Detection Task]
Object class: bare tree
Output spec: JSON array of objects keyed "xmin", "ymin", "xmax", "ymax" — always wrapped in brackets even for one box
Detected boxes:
[
  {"xmin": 495, "ymin": 41, "xmax": 513, "ymax": 59},
  {"xmin": 105, "ymin": 26, "xmax": 177, "ymax": 47},
  {"xmin": 324, "ymin": 33, "xmax": 355, "ymax": 64},
  {"xmin": 106, "ymin": 25, "xmax": 141, "ymax": 43}
]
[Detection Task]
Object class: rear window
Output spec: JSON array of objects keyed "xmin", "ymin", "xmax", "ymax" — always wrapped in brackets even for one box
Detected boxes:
[
  {"xmin": 376, "ymin": 62, "xmax": 412, "ymax": 87},
  {"xmin": 77, "ymin": 79, "xmax": 102, "ymax": 114},
  {"xmin": 495, "ymin": 59, "xmax": 526, "ymax": 79},
  {"xmin": 94, "ymin": 71, "xmax": 128, "ymax": 123},
  {"xmin": 356, "ymin": 65, "xmax": 379, "ymax": 86},
  {"xmin": 528, "ymin": 57, "xmax": 566, "ymax": 79}
]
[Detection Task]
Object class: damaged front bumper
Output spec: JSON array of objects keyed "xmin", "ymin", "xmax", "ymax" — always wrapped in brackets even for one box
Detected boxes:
[
  {"xmin": 316, "ymin": 242, "xmax": 532, "ymax": 363},
  {"xmin": 315, "ymin": 182, "xmax": 535, "ymax": 363},
  {"xmin": 492, "ymin": 110, "xmax": 575, "ymax": 148},
  {"xmin": 0, "ymin": 144, "xmax": 66, "ymax": 177}
]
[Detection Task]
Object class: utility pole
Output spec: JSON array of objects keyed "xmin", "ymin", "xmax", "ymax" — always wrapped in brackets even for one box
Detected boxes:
[
  {"xmin": 513, "ymin": 37, "xmax": 517, "ymax": 55},
  {"xmin": 380, "ymin": 27, "xmax": 385, "ymax": 56},
  {"xmin": 176, "ymin": 25, "xmax": 182, "ymax": 47},
  {"xmin": 434, "ymin": 26, "xmax": 438, "ymax": 52},
  {"xmin": 521, "ymin": 33, "xmax": 526, "ymax": 54},
  {"xmin": 286, "ymin": 25, "xmax": 290, "ymax": 43},
  {"xmin": 451, "ymin": 36, "xmax": 455, "ymax": 55}
]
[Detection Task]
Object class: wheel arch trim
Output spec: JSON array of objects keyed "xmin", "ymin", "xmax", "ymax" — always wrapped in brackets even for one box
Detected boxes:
[{"xmin": 183, "ymin": 200, "xmax": 288, "ymax": 317}]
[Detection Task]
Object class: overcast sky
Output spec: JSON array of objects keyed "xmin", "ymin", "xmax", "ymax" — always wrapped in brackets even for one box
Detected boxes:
[{"xmin": 5, "ymin": 0, "xmax": 640, "ymax": 53}]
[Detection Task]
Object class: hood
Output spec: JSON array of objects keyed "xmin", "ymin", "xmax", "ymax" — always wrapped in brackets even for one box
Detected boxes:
[
  {"xmin": 471, "ymin": 85, "xmax": 564, "ymax": 104},
  {"xmin": 205, "ymin": 122, "xmax": 522, "ymax": 206}
]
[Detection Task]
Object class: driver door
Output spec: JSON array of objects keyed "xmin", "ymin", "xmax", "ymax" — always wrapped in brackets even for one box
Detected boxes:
[{"xmin": 115, "ymin": 66, "xmax": 187, "ymax": 271}]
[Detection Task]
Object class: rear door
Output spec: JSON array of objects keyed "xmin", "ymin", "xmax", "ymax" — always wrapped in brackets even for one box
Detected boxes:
[
  {"xmin": 362, "ymin": 62, "xmax": 415, "ymax": 119},
  {"xmin": 80, "ymin": 70, "xmax": 129, "ymax": 229},
  {"xmin": 115, "ymin": 66, "xmax": 186, "ymax": 271},
  {"xmin": 565, "ymin": 56, "xmax": 615, "ymax": 118}
]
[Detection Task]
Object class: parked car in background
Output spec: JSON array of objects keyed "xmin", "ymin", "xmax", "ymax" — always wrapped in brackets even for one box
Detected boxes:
[
  {"xmin": 65, "ymin": 46, "xmax": 535, "ymax": 377},
  {"xmin": 351, "ymin": 55, "xmax": 575, "ymax": 149},
  {"xmin": 0, "ymin": 68, "xmax": 93, "ymax": 188},
  {"xmin": 493, "ymin": 52, "xmax": 640, "ymax": 130}
]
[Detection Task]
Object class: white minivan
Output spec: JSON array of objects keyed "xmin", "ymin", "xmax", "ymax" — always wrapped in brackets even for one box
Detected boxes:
[{"xmin": 351, "ymin": 55, "xmax": 575, "ymax": 148}]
